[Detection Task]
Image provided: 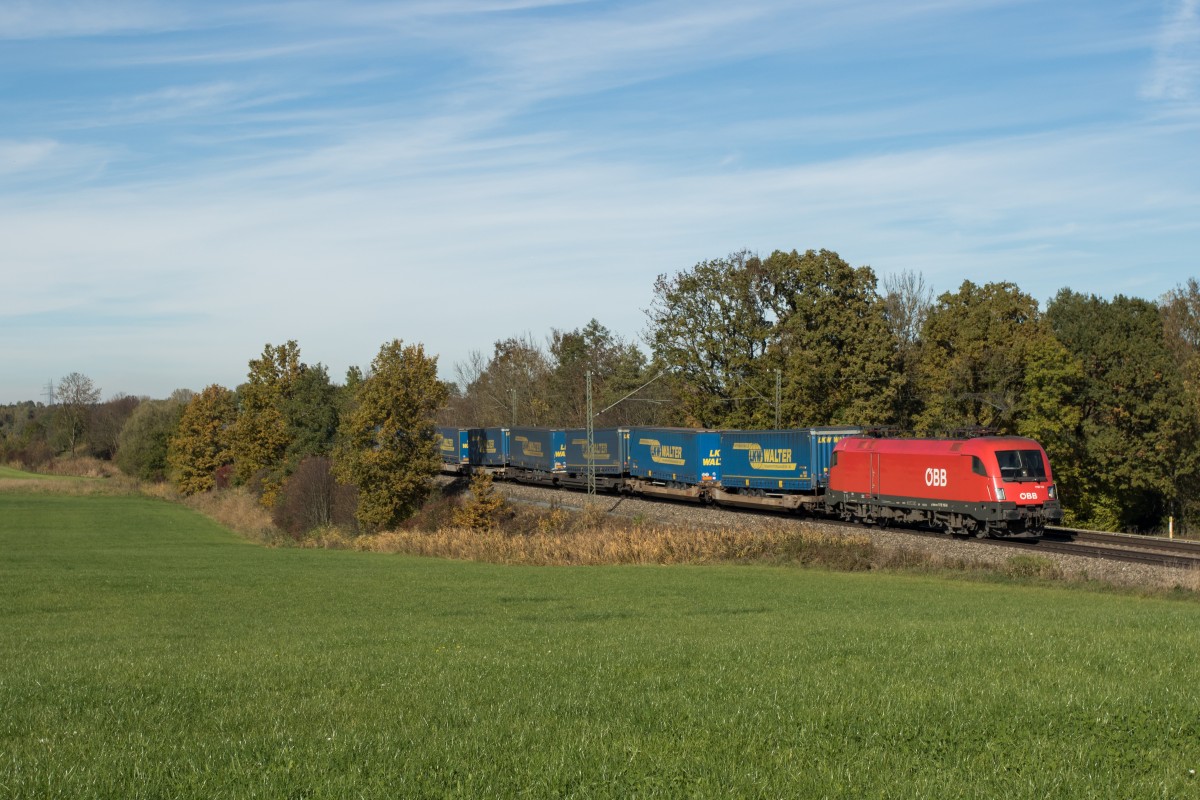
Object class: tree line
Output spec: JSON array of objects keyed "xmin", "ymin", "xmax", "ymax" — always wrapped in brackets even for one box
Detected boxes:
[{"xmin": 2, "ymin": 249, "xmax": 1196, "ymax": 534}]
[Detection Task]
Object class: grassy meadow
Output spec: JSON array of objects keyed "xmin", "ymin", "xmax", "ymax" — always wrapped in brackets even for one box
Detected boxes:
[{"xmin": 2, "ymin": 490, "xmax": 1199, "ymax": 798}]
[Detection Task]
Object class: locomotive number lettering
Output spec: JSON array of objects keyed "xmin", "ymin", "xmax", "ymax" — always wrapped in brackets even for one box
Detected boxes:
[{"xmin": 924, "ymin": 467, "xmax": 948, "ymax": 487}]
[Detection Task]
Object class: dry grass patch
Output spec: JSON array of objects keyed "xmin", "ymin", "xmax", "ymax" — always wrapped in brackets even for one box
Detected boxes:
[
  {"xmin": 348, "ymin": 523, "xmax": 874, "ymax": 568},
  {"xmin": 170, "ymin": 486, "xmax": 279, "ymax": 543}
]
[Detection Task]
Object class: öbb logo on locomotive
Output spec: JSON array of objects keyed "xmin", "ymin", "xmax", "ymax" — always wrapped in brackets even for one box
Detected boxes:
[{"xmin": 924, "ymin": 467, "xmax": 948, "ymax": 487}]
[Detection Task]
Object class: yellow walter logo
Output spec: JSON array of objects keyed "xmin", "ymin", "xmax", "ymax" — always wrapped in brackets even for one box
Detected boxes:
[
  {"xmin": 514, "ymin": 436, "xmax": 543, "ymax": 457},
  {"xmin": 639, "ymin": 438, "xmax": 686, "ymax": 466},
  {"xmin": 733, "ymin": 442, "xmax": 795, "ymax": 471},
  {"xmin": 571, "ymin": 439, "xmax": 611, "ymax": 459}
]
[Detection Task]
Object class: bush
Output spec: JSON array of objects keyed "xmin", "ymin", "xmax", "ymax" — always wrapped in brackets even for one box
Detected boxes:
[
  {"xmin": 271, "ymin": 457, "xmax": 360, "ymax": 538},
  {"xmin": 115, "ymin": 399, "xmax": 184, "ymax": 481},
  {"xmin": 452, "ymin": 471, "xmax": 508, "ymax": 531},
  {"xmin": 15, "ymin": 440, "xmax": 54, "ymax": 470}
]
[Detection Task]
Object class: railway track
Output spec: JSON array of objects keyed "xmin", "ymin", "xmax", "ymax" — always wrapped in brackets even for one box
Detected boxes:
[{"xmin": 1025, "ymin": 526, "xmax": 1200, "ymax": 570}]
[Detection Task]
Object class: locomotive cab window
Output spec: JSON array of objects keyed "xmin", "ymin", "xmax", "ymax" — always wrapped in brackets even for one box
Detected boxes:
[
  {"xmin": 995, "ymin": 450, "xmax": 1047, "ymax": 481},
  {"xmin": 971, "ymin": 456, "xmax": 987, "ymax": 476}
]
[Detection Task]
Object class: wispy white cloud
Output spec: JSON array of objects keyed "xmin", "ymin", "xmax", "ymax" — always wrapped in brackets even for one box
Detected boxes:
[
  {"xmin": 0, "ymin": 1, "xmax": 193, "ymax": 38},
  {"xmin": 1144, "ymin": 0, "xmax": 1200, "ymax": 101},
  {"xmin": 0, "ymin": 139, "xmax": 59, "ymax": 173}
]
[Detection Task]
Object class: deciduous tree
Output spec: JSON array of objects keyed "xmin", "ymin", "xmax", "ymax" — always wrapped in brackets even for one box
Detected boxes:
[
  {"xmin": 333, "ymin": 340, "xmax": 448, "ymax": 531},
  {"xmin": 546, "ymin": 319, "xmax": 658, "ymax": 426},
  {"xmin": 450, "ymin": 335, "xmax": 552, "ymax": 427},
  {"xmin": 168, "ymin": 385, "xmax": 236, "ymax": 495},
  {"xmin": 883, "ymin": 270, "xmax": 934, "ymax": 428},
  {"xmin": 916, "ymin": 281, "xmax": 1051, "ymax": 435},
  {"xmin": 229, "ymin": 341, "xmax": 340, "ymax": 506},
  {"xmin": 116, "ymin": 392, "xmax": 189, "ymax": 481},
  {"xmin": 54, "ymin": 372, "xmax": 101, "ymax": 453},
  {"xmin": 89, "ymin": 394, "xmax": 140, "ymax": 460},
  {"xmin": 646, "ymin": 248, "xmax": 897, "ymax": 427},
  {"xmin": 765, "ymin": 249, "xmax": 897, "ymax": 426},
  {"xmin": 1048, "ymin": 290, "xmax": 1199, "ymax": 531},
  {"xmin": 646, "ymin": 249, "xmax": 775, "ymax": 427}
]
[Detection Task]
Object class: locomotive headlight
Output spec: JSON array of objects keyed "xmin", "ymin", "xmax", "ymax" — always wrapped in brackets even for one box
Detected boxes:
[
  {"xmin": 1048, "ymin": 484, "xmax": 1057, "ymax": 500},
  {"xmin": 996, "ymin": 487, "xmax": 1006, "ymax": 501}
]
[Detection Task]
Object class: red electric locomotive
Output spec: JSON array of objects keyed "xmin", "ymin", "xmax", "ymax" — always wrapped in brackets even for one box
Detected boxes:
[{"xmin": 827, "ymin": 436, "xmax": 1063, "ymax": 537}]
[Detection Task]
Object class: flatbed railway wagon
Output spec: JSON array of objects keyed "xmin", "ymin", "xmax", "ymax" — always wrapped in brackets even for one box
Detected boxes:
[{"xmin": 827, "ymin": 435, "xmax": 1063, "ymax": 536}]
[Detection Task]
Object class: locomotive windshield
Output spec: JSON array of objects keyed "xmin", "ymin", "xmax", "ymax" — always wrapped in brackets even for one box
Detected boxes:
[{"xmin": 995, "ymin": 449, "xmax": 1047, "ymax": 481}]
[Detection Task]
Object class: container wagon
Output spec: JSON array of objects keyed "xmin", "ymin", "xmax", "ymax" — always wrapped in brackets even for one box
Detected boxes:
[
  {"xmin": 624, "ymin": 427, "xmax": 721, "ymax": 501},
  {"xmin": 712, "ymin": 427, "xmax": 861, "ymax": 511},
  {"xmin": 560, "ymin": 427, "xmax": 627, "ymax": 490},
  {"xmin": 508, "ymin": 427, "xmax": 566, "ymax": 484},
  {"xmin": 468, "ymin": 427, "xmax": 510, "ymax": 474},
  {"xmin": 435, "ymin": 426, "xmax": 469, "ymax": 473}
]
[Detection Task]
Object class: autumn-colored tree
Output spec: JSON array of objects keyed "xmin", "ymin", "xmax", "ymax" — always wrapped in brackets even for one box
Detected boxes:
[
  {"xmin": 449, "ymin": 334, "xmax": 552, "ymax": 427},
  {"xmin": 453, "ymin": 470, "xmax": 508, "ymax": 531},
  {"xmin": 229, "ymin": 341, "xmax": 340, "ymax": 507},
  {"xmin": 168, "ymin": 385, "xmax": 236, "ymax": 495},
  {"xmin": 230, "ymin": 341, "xmax": 302, "ymax": 503},
  {"xmin": 333, "ymin": 340, "xmax": 449, "ymax": 531}
]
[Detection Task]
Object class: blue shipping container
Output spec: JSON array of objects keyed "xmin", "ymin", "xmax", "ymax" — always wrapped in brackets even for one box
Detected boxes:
[
  {"xmin": 509, "ymin": 427, "xmax": 566, "ymax": 473},
  {"xmin": 562, "ymin": 428, "xmax": 625, "ymax": 475},
  {"xmin": 435, "ymin": 426, "xmax": 469, "ymax": 466},
  {"xmin": 626, "ymin": 427, "xmax": 721, "ymax": 485},
  {"xmin": 719, "ymin": 427, "xmax": 861, "ymax": 491},
  {"xmin": 468, "ymin": 427, "xmax": 509, "ymax": 467}
]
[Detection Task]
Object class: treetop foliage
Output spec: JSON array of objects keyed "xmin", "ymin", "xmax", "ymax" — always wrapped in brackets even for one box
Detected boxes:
[{"xmin": 334, "ymin": 340, "xmax": 449, "ymax": 531}]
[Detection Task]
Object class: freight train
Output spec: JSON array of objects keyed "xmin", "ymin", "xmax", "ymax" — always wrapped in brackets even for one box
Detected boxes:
[{"xmin": 436, "ymin": 425, "xmax": 1063, "ymax": 537}]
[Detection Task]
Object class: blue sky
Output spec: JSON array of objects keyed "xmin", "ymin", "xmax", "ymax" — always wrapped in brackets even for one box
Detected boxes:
[{"xmin": 2, "ymin": 0, "xmax": 1198, "ymax": 403}]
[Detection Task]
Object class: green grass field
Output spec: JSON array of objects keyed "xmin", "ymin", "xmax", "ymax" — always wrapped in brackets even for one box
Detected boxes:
[
  {"xmin": 0, "ymin": 465, "xmax": 83, "ymax": 481},
  {"xmin": 2, "ymin": 492, "xmax": 1198, "ymax": 798}
]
